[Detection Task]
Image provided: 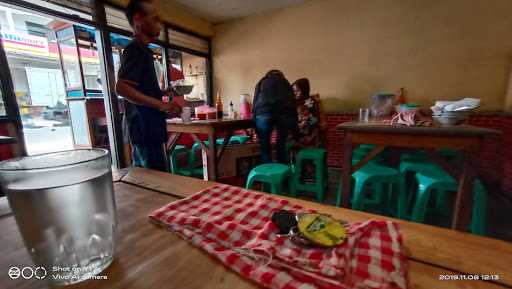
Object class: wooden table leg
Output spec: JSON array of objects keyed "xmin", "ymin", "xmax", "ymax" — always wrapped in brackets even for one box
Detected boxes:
[
  {"xmin": 351, "ymin": 145, "xmax": 386, "ymax": 174},
  {"xmin": 341, "ymin": 132, "xmax": 353, "ymax": 208},
  {"xmin": 426, "ymin": 149, "xmax": 460, "ymax": 181},
  {"xmin": 217, "ymin": 131, "xmax": 233, "ymax": 160},
  {"xmin": 205, "ymin": 131, "xmax": 218, "ymax": 181},
  {"xmin": 165, "ymin": 132, "xmax": 181, "ymax": 152},
  {"xmin": 165, "ymin": 132, "xmax": 181, "ymax": 172},
  {"xmin": 390, "ymin": 147, "xmax": 401, "ymax": 168},
  {"xmin": 452, "ymin": 150, "xmax": 476, "ymax": 231}
]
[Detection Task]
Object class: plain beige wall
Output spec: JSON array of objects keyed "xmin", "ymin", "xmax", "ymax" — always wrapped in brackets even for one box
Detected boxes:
[
  {"xmin": 108, "ymin": 0, "xmax": 214, "ymax": 37},
  {"xmin": 213, "ymin": 0, "xmax": 512, "ymax": 112},
  {"xmin": 506, "ymin": 69, "xmax": 512, "ymax": 112}
]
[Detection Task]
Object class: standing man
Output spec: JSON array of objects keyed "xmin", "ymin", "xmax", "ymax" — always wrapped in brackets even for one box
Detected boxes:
[
  {"xmin": 253, "ymin": 70, "xmax": 298, "ymax": 164},
  {"xmin": 116, "ymin": 0, "xmax": 181, "ymax": 171}
]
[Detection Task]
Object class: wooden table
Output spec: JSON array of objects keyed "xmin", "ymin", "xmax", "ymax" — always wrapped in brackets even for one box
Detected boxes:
[
  {"xmin": 337, "ymin": 122, "xmax": 501, "ymax": 232},
  {"xmin": 1, "ymin": 167, "xmax": 511, "ymax": 289},
  {"xmin": 166, "ymin": 118, "xmax": 254, "ymax": 181}
]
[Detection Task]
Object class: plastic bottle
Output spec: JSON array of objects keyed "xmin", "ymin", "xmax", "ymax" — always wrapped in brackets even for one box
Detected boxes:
[
  {"xmin": 216, "ymin": 92, "xmax": 223, "ymax": 119},
  {"xmin": 240, "ymin": 94, "xmax": 251, "ymax": 119},
  {"xmin": 229, "ymin": 101, "xmax": 234, "ymax": 119},
  {"xmin": 398, "ymin": 87, "xmax": 407, "ymax": 104}
]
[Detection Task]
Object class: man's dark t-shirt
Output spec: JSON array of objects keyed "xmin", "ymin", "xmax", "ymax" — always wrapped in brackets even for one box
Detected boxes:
[{"xmin": 118, "ymin": 40, "xmax": 166, "ymax": 145}]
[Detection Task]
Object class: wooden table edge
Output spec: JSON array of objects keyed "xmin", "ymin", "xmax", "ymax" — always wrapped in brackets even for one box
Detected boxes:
[
  {"xmin": 336, "ymin": 122, "xmax": 502, "ymax": 136},
  {"xmin": 121, "ymin": 168, "xmax": 512, "ymax": 287}
]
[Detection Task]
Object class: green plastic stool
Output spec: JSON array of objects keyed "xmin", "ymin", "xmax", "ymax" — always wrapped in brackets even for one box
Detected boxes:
[
  {"xmin": 245, "ymin": 163, "xmax": 294, "ymax": 195},
  {"xmin": 187, "ymin": 140, "xmax": 226, "ymax": 177},
  {"xmin": 410, "ymin": 169, "xmax": 486, "ymax": 235},
  {"xmin": 400, "ymin": 150, "xmax": 430, "ymax": 162},
  {"xmin": 399, "ymin": 159, "xmax": 440, "ymax": 175},
  {"xmin": 336, "ymin": 163, "xmax": 407, "ymax": 218},
  {"xmin": 229, "ymin": 135, "xmax": 251, "ymax": 144},
  {"xmin": 293, "ymin": 148, "xmax": 327, "ymax": 202},
  {"xmin": 187, "ymin": 137, "xmax": 250, "ymax": 177},
  {"xmin": 169, "ymin": 145, "xmax": 189, "ymax": 175}
]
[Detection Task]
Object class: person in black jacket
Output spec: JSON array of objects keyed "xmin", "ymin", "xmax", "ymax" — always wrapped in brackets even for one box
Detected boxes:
[{"xmin": 253, "ymin": 70, "xmax": 298, "ymax": 164}]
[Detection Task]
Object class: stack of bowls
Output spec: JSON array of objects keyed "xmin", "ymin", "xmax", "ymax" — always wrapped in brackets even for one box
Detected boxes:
[{"xmin": 432, "ymin": 110, "xmax": 468, "ymax": 126}]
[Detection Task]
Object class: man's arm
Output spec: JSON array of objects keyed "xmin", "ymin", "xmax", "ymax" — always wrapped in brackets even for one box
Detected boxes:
[{"xmin": 116, "ymin": 80, "xmax": 179, "ymax": 113}]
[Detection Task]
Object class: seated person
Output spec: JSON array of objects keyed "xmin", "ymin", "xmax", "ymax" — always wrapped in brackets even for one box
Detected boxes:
[
  {"xmin": 292, "ymin": 78, "xmax": 322, "ymax": 182},
  {"xmin": 293, "ymin": 78, "xmax": 321, "ymax": 147}
]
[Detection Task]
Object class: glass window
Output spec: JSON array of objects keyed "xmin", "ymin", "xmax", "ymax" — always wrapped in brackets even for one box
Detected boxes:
[
  {"xmin": 76, "ymin": 28, "xmax": 101, "ymax": 91},
  {"xmin": 59, "ymin": 37, "xmax": 82, "ymax": 89},
  {"xmin": 168, "ymin": 49, "xmax": 208, "ymax": 101},
  {"xmin": 0, "ymin": 11, "xmax": 8, "ymax": 30},
  {"xmin": 1, "ymin": 3, "xmax": 74, "ymax": 155},
  {"xmin": 110, "ymin": 33, "xmax": 166, "ymax": 89},
  {"xmin": 25, "ymin": 21, "xmax": 47, "ymax": 37},
  {"xmin": 22, "ymin": 0, "xmax": 93, "ymax": 21},
  {"xmin": 0, "ymin": 84, "xmax": 6, "ymax": 116}
]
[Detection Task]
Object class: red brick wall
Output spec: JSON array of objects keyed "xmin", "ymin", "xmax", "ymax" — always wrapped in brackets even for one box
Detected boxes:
[
  {"xmin": 324, "ymin": 113, "xmax": 356, "ymax": 167},
  {"xmin": 323, "ymin": 112, "xmax": 511, "ymax": 198},
  {"xmin": 467, "ymin": 114, "xmax": 503, "ymax": 185}
]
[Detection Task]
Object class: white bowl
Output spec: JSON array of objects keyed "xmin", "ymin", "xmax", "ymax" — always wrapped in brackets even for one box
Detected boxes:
[
  {"xmin": 432, "ymin": 115, "xmax": 466, "ymax": 126},
  {"xmin": 174, "ymin": 85, "xmax": 194, "ymax": 95}
]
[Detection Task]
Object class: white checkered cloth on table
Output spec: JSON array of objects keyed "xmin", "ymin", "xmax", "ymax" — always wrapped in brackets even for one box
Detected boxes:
[{"xmin": 149, "ymin": 184, "xmax": 409, "ymax": 289}]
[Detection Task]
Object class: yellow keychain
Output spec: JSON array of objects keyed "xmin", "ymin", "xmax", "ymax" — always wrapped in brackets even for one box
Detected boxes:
[{"xmin": 297, "ymin": 213, "xmax": 346, "ymax": 247}]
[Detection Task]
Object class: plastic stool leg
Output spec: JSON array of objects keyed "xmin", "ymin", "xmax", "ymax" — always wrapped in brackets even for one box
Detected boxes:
[
  {"xmin": 245, "ymin": 175, "xmax": 255, "ymax": 190},
  {"xmin": 288, "ymin": 177, "xmax": 296, "ymax": 197},
  {"xmin": 397, "ymin": 181, "xmax": 408, "ymax": 219},
  {"xmin": 411, "ymin": 185, "xmax": 432, "ymax": 223},
  {"xmin": 351, "ymin": 178, "xmax": 367, "ymax": 211},
  {"xmin": 470, "ymin": 183, "xmax": 486, "ymax": 235},
  {"xmin": 336, "ymin": 179, "xmax": 343, "ymax": 207},
  {"xmin": 271, "ymin": 181, "xmax": 283, "ymax": 195}
]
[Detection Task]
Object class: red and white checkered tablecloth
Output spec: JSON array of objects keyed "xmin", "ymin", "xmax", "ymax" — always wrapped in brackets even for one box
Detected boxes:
[{"xmin": 149, "ymin": 184, "xmax": 409, "ymax": 289}]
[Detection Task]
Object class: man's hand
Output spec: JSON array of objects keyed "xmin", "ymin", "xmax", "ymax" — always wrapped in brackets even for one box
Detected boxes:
[{"xmin": 159, "ymin": 101, "xmax": 182, "ymax": 115}]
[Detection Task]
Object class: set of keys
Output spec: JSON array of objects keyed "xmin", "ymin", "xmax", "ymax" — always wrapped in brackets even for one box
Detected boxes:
[{"xmin": 271, "ymin": 210, "xmax": 348, "ymax": 247}]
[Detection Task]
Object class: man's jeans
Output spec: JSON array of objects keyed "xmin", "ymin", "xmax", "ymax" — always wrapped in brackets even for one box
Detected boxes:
[
  {"xmin": 132, "ymin": 143, "xmax": 167, "ymax": 172},
  {"xmin": 255, "ymin": 113, "xmax": 295, "ymax": 164}
]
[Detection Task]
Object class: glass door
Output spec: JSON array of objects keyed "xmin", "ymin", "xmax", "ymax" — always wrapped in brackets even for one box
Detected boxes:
[{"xmin": 0, "ymin": 3, "xmax": 74, "ymax": 155}]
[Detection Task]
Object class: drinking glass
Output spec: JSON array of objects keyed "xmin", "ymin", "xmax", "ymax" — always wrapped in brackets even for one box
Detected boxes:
[
  {"xmin": 359, "ymin": 108, "xmax": 370, "ymax": 122},
  {"xmin": 0, "ymin": 149, "xmax": 116, "ymax": 285}
]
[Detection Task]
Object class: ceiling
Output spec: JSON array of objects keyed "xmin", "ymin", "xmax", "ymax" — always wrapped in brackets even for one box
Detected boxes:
[{"xmin": 172, "ymin": 0, "xmax": 305, "ymax": 24}]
